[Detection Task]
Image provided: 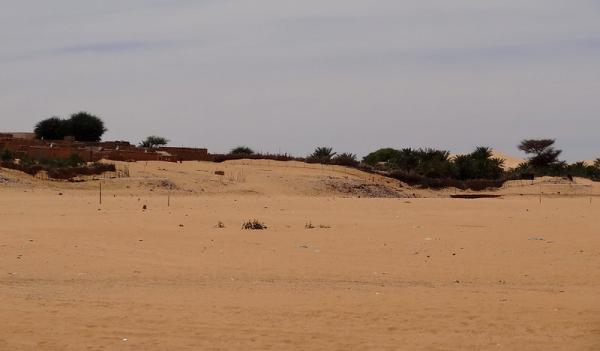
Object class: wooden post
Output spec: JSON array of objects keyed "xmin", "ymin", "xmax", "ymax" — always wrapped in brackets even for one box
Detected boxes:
[{"xmin": 99, "ymin": 181, "xmax": 102, "ymax": 205}]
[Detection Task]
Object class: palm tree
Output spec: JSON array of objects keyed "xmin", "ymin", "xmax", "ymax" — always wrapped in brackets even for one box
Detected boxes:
[{"xmin": 308, "ymin": 147, "xmax": 336, "ymax": 163}]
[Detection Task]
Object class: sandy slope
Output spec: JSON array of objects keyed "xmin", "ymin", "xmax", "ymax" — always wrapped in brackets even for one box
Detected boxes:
[{"xmin": 1, "ymin": 160, "xmax": 600, "ymax": 350}]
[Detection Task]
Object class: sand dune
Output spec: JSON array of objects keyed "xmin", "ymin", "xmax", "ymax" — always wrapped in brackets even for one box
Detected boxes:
[
  {"xmin": 1, "ymin": 160, "xmax": 599, "ymax": 350},
  {"xmin": 491, "ymin": 150, "xmax": 526, "ymax": 170}
]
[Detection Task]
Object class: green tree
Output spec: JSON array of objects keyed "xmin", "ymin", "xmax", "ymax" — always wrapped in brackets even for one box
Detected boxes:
[
  {"xmin": 362, "ymin": 148, "xmax": 402, "ymax": 166},
  {"xmin": 34, "ymin": 116, "xmax": 70, "ymax": 140},
  {"xmin": 307, "ymin": 147, "xmax": 336, "ymax": 164},
  {"xmin": 68, "ymin": 112, "xmax": 106, "ymax": 142},
  {"xmin": 229, "ymin": 146, "xmax": 254, "ymax": 155},
  {"xmin": 518, "ymin": 139, "xmax": 562, "ymax": 169},
  {"xmin": 332, "ymin": 153, "xmax": 358, "ymax": 167},
  {"xmin": 140, "ymin": 136, "xmax": 169, "ymax": 148},
  {"xmin": 1, "ymin": 149, "xmax": 14, "ymax": 162},
  {"xmin": 453, "ymin": 147, "xmax": 505, "ymax": 180}
]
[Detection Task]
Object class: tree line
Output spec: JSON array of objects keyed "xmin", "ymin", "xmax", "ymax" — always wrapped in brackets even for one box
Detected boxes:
[
  {"xmin": 30, "ymin": 114, "xmax": 600, "ymax": 189},
  {"xmin": 227, "ymin": 140, "xmax": 600, "ymax": 190}
]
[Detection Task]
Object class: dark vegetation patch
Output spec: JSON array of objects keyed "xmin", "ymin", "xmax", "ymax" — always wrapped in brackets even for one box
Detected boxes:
[
  {"xmin": 242, "ymin": 219, "xmax": 267, "ymax": 230},
  {"xmin": 212, "ymin": 153, "xmax": 303, "ymax": 163},
  {"xmin": 35, "ymin": 112, "xmax": 106, "ymax": 142},
  {"xmin": 212, "ymin": 141, "xmax": 599, "ymax": 191},
  {"xmin": 0, "ymin": 152, "xmax": 115, "ymax": 180}
]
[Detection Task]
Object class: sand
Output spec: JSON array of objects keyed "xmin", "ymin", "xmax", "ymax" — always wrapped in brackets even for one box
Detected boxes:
[{"xmin": 1, "ymin": 160, "xmax": 599, "ymax": 350}]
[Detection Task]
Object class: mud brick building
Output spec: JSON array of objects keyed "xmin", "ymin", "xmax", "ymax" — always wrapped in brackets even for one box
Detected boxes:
[{"xmin": 0, "ymin": 133, "xmax": 211, "ymax": 162}]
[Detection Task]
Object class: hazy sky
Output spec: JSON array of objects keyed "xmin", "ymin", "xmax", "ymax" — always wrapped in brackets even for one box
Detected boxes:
[{"xmin": 1, "ymin": 1, "xmax": 599, "ymax": 160}]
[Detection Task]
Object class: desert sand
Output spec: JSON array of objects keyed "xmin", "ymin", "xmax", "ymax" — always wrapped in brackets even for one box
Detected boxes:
[{"xmin": 1, "ymin": 160, "xmax": 599, "ymax": 350}]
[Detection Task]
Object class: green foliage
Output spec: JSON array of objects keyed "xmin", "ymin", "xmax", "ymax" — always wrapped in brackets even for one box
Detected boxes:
[
  {"xmin": 34, "ymin": 112, "xmax": 106, "ymax": 142},
  {"xmin": 453, "ymin": 147, "xmax": 505, "ymax": 180},
  {"xmin": 69, "ymin": 112, "xmax": 106, "ymax": 142},
  {"xmin": 67, "ymin": 153, "xmax": 85, "ymax": 167},
  {"xmin": 229, "ymin": 146, "xmax": 254, "ymax": 155},
  {"xmin": 360, "ymin": 146, "xmax": 510, "ymax": 190},
  {"xmin": 1, "ymin": 154, "xmax": 113, "ymax": 180},
  {"xmin": 332, "ymin": 153, "xmax": 359, "ymax": 167},
  {"xmin": 307, "ymin": 147, "xmax": 336, "ymax": 163},
  {"xmin": 140, "ymin": 136, "xmax": 169, "ymax": 148},
  {"xmin": 34, "ymin": 116, "xmax": 70, "ymax": 140},
  {"xmin": 37, "ymin": 153, "xmax": 85, "ymax": 168},
  {"xmin": 565, "ymin": 162, "xmax": 600, "ymax": 180},
  {"xmin": 1, "ymin": 149, "xmax": 14, "ymax": 162},
  {"xmin": 389, "ymin": 148, "xmax": 453, "ymax": 178},
  {"xmin": 518, "ymin": 139, "xmax": 562, "ymax": 169},
  {"xmin": 362, "ymin": 148, "xmax": 402, "ymax": 166}
]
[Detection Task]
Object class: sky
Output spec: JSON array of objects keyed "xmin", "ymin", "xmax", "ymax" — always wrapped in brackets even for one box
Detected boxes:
[{"xmin": 1, "ymin": 1, "xmax": 600, "ymax": 160}]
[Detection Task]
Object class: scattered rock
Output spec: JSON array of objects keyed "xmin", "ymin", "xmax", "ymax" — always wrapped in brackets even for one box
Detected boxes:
[{"xmin": 142, "ymin": 205, "xmax": 147, "ymax": 210}]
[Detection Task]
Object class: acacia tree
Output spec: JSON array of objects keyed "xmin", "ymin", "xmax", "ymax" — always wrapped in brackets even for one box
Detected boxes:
[
  {"xmin": 362, "ymin": 148, "xmax": 402, "ymax": 166},
  {"xmin": 34, "ymin": 112, "xmax": 106, "ymax": 141},
  {"xmin": 69, "ymin": 112, "xmax": 106, "ymax": 142},
  {"xmin": 140, "ymin": 136, "xmax": 169, "ymax": 148},
  {"xmin": 34, "ymin": 116, "xmax": 70, "ymax": 140},
  {"xmin": 229, "ymin": 146, "xmax": 254, "ymax": 155},
  {"xmin": 518, "ymin": 139, "xmax": 562, "ymax": 168}
]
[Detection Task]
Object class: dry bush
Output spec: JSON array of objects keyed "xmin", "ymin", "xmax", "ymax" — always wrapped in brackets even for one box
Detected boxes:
[{"xmin": 242, "ymin": 219, "xmax": 267, "ymax": 230}]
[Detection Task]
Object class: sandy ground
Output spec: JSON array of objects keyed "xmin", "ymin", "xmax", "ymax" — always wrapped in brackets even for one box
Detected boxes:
[{"xmin": 1, "ymin": 160, "xmax": 600, "ymax": 350}]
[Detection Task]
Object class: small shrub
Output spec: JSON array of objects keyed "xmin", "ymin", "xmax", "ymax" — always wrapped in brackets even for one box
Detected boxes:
[
  {"xmin": 229, "ymin": 146, "xmax": 254, "ymax": 155},
  {"xmin": 305, "ymin": 222, "xmax": 315, "ymax": 229},
  {"xmin": 211, "ymin": 153, "xmax": 301, "ymax": 163},
  {"xmin": 242, "ymin": 219, "xmax": 267, "ymax": 230},
  {"xmin": 1, "ymin": 149, "xmax": 14, "ymax": 162},
  {"xmin": 216, "ymin": 221, "xmax": 225, "ymax": 228},
  {"xmin": 140, "ymin": 136, "xmax": 169, "ymax": 148}
]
